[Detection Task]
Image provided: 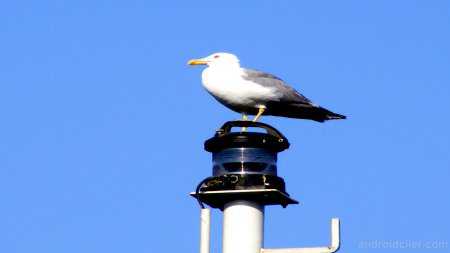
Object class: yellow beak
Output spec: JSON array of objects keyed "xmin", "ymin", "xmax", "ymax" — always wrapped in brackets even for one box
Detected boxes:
[{"xmin": 187, "ymin": 59, "xmax": 208, "ymax": 65}]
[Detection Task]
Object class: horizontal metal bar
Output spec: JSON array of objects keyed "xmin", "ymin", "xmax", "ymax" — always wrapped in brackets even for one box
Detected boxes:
[
  {"xmin": 262, "ymin": 247, "xmax": 335, "ymax": 253},
  {"xmin": 261, "ymin": 218, "xmax": 340, "ymax": 253}
]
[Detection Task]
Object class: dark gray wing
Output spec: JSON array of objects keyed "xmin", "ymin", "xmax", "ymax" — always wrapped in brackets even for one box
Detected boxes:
[{"xmin": 241, "ymin": 68, "xmax": 314, "ymax": 105}]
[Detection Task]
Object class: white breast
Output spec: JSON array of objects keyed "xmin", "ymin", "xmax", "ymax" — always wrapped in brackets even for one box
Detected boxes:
[{"xmin": 201, "ymin": 66, "xmax": 276, "ymax": 107}]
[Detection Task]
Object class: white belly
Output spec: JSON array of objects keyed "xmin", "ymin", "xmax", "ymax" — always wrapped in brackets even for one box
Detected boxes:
[{"xmin": 201, "ymin": 67, "xmax": 276, "ymax": 108}]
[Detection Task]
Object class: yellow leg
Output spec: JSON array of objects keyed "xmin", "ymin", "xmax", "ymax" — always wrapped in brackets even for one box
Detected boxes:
[{"xmin": 253, "ymin": 106, "xmax": 266, "ymax": 122}]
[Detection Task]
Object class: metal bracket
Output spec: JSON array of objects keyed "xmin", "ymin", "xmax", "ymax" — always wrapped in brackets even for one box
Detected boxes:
[{"xmin": 261, "ymin": 218, "xmax": 340, "ymax": 253}]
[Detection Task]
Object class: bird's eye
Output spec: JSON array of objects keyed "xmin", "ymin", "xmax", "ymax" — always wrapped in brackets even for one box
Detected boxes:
[{"xmin": 214, "ymin": 55, "xmax": 220, "ymax": 58}]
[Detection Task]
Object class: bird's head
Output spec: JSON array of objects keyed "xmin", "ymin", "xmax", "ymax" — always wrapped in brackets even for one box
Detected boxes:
[{"xmin": 188, "ymin": 52, "xmax": 240, "ymax": 67}]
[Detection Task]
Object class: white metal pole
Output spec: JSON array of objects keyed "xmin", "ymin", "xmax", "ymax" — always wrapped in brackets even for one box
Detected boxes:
[
  {"xmin": 222, "ymin": 200, "xmax": 264, "ymax": 253},
  {"xmin": 200, "ymin": 208, "xmax": 211, "ymax": 253}
]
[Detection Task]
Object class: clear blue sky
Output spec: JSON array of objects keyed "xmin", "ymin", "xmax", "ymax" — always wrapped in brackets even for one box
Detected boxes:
[{"xmin": 1, "ymin": 1, "xmax": 449, "ymax": 252}]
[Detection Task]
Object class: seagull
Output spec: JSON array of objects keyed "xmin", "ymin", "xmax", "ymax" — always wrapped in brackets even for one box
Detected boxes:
[{"xmin": 188, "ymin": 52, "xmax": 346, "ymax": 123}]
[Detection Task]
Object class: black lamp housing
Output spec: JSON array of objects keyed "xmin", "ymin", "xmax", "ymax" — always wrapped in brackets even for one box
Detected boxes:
[
  {"xmin": 205, "ymin": 121, "xmax": 289, "ymax": 177},
  {"xmin": 192, "ymin": 121, "xmax": 298, "ymax": 209}
]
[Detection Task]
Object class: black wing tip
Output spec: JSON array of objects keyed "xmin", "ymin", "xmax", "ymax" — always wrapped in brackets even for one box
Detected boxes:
[
  {"xmin": 326, "ymin": 114, "xmax": 346, "ymax": 120},
  {"xmin": 313, "ymin": 115, "xmax": 345, "ymax": 123}
]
